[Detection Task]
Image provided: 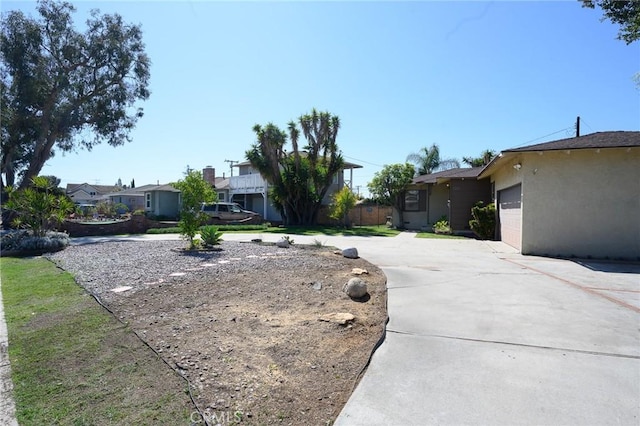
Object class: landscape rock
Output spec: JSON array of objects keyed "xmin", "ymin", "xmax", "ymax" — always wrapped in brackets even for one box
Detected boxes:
[
  {"xmin": 343, "ymin": 277, "xmax": 368, "ymax": 299},
  {"xmin": 276, "ymin": 238, "xmax": 290, "ymax": 248},
  {"xmin": 351, "ymin": 268, "xmax": 368, "ymax": 275},
  {"xmin": 342, "ymin": 247, "xmax": 359, "ymax": 259},
  {"xmin": 318, "ymin": 312, "xmax": 356, "ymax": 325}
]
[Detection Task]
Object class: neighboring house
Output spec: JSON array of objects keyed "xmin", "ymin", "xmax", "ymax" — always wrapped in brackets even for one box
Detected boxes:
[
  {"xmin": 394, "ymin": 167, "xmax": 492, "ymax": 231},
  {"xmin": 225, "ymin": 160, "xmax": 363, "ymax": 222},
  {"xmin": 66, "ymin": 183, "xmax": 119, "ymax": 205},
  {"xmin": 106, "ymin": 184, "xmax": 159, "ymax": 212},
  {"xmin": 143, "ymin": 184, "xmax": 181, "ymax": 219},
  {"xmin": 202, "ymin": 166, "xmax": 230, "ymax": 203},
  {"xmin": 479, "ymin": 131, "xmax": 640, "ymax": 260}
]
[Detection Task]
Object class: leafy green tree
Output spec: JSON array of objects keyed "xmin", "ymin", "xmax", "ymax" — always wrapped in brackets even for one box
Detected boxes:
[
  {"xmin": 406, "ymin": 144, "xmax": 460, "ymax": 175},
  {"xmin": 246, "ymin": 109, "xmax": 344, "ymax": 225},
  {"xmin": 367, "ymin": 163, "xmax": 415, "ymax": 227},
  {"xmin": 462, "ymin": 149, "xmax": 497, "ymax": 167},
  {"xmin": 0, "ymin": 0, "xmax": 150, "ymax": 191},
  {"xmin": 4, "ymin": 175, "xmax": 74, "ymax": 236},
  {"xmin": 172, "ymin": 170, "xmax": 216, "ymax": 249},
  {"xmin": 581, "ymin": 0, "xmax": 640, "ymax": 44},
  {"xmin": 329, "ymin": 186, "xmax": 357, "ymax": 227}
]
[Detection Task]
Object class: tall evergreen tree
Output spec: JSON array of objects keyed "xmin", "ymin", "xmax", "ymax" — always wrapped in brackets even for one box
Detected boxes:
[{"xmin": 1, "ymin": 0, "xmax": 150, "ymax": 191}]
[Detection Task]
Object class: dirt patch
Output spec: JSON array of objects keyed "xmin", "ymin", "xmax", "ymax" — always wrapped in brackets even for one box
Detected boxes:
[{"xmin": 92, "ymin": 243, "xmax": 387, "ymax": 425}]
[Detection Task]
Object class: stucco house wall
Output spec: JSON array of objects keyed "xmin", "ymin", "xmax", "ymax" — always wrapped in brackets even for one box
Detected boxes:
[
  {"xmin": 144, "ymin": 185, "xmax": 181, "ymax": 219},
  {"xmin": 519, "ymin": 148, "xmax": 638, "ymax": 259},
  {"xmin": 487, "ymin": 146, "xmax": 639, "ymax": 260}
]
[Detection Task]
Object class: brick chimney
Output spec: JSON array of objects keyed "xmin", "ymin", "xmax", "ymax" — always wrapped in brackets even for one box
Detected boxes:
[{"xmin": 203, "ymin": 166, "xmax": 216, "ymax": 186}]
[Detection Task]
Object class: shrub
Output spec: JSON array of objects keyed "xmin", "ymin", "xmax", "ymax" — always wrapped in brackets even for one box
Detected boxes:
[
  {"xmin": 4, "ymin": 176, "xmax": 75, "ymax": 236},
  {"xmin": 329, "ymin": 187, "xmax": 357, "ymax": 227},
  {"xmin": 469, "ymin": 201, "xmax": 496, "ymax": 240},
  {"xmin": 283, "ymin": 235, "xmax": 294, "ymax": 245},
  {"xmin": 172, "ymin": 170, "xmax": 216, "ymax": 249},
  {"xmin": 200, "ymin": 226, "xmax": 223, "ymax": 247},
  {"xmin": 96, "ymin": 201, "xmax": 115, "ymax": 217},
  {"xmin": 1, "ymin": 230, "xmax": 70, "ymax": 253},
  {"xmin": 433, "ymin": 216, "xmax": 451, "ymax": 234},
  {"xmin": 113, "ymin": 203, "xmax": 129, "ymax": 215}
]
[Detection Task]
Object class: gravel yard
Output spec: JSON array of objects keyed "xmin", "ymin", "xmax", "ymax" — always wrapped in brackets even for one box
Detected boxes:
[{"xmin": 46, "ymin": 239, "xmax": 387, "ymax": 425}]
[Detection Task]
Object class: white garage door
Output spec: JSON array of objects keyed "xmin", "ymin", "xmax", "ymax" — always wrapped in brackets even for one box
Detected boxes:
[{"xmin": 498, "ymin": 184, "xmax": 522, "ymax": 251}]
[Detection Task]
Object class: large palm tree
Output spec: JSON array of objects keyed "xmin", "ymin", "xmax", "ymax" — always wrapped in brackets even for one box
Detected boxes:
[
  {"xmin": 406, "ymin": 143, "xmax": 460, "ymax": 175},
  {"xmin": 462, "ymin": 149, "xmax": 497, "ymax": 167}
]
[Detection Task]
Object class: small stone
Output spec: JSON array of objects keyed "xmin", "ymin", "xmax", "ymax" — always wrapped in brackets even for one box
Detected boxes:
[
  {"xmin": 351, "ymin": 268, "xmax": 368, "ymax": 275},
  {"xmin": 319, "ymin": 312, "xmax": 356, "ymax": 325},
  {"xmin": 276, "ymin": 238, "xmax": 290, "ymax": 248},
  {"xmin": 312, "ymin": 282, "xmax": 322, "ymax": 291},
  {"xmin": 342, "ymin": 247, "xmax": 359, "ymax": 259},
  {"xmin": 343, "ymin": 277, "xmax": 368, "ymax": 298}
]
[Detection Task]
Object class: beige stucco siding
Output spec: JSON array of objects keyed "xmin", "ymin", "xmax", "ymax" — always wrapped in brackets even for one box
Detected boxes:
[{"xmin": 516, "ymin": 148, "xmax": 639, "ymax": 259}]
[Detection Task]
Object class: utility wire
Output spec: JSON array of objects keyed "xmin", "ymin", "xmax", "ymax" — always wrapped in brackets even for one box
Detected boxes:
[
  {"xmin": 343, "ymin": 155, "xmax": 384, "ymax": 168},
  {"xmin": 580, "ymin": 119, "xmax": 594, "ymax": 133},
  {"xmin": 512, "ymin": 125, "xmax": 576, "ymax": 148}
]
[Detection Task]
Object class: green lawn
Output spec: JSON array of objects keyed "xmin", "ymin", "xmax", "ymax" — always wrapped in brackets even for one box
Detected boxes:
[
  {"xmin": 1, "ymin": 257, "xmax": 194, "ymax": 425},
  {"xmin": 261, "ymin": 225, "xmax": 400, "ymax": 237},
  {"xmin": 415, "ymin": 231, "xmax": 469, "ymax": 239}
]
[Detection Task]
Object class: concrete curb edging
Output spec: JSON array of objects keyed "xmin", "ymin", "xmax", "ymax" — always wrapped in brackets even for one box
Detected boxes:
[{"xmin": 0, "ymin": 277, "xmax": 19, "ymax": 426}]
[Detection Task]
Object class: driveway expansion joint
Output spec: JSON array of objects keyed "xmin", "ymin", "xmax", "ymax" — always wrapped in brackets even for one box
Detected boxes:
[{"xmin": 386, "ymin": 329, "xmax": 640, "ymax": 360}]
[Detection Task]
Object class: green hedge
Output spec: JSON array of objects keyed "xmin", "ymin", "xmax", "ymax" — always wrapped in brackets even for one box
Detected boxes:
[{"xmin": 146, "ymin": 224, "xmax": 269, "ymax": 234}]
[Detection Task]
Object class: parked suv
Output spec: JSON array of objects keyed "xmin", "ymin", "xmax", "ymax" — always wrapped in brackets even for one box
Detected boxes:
[{"xmin": 200, "ymin": 202, "xmax": 260, "ymax": 222}]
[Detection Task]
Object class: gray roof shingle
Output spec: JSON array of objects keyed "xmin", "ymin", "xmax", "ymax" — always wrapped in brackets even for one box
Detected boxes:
[
  {"xmin": 505, "ymin": 131, "xmax": 640, "ymax": 152},
  {"xmin": 413, "ymin": 167, "xmax": 484, "ymax": 184}
]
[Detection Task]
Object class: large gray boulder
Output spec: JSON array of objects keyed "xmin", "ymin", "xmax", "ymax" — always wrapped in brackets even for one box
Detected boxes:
[
  {"xmin": 342, "ymin": 247, "xmax": 359, "ymax": 259},
  {"xmin": 343, "ymin": 277, "xmax": 368, "ymax": 299}
]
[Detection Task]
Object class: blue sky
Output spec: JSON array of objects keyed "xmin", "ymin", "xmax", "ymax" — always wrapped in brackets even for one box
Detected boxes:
[{"xmin": 4, "ymin": 0, "xmax": 639, "ymax": 196}]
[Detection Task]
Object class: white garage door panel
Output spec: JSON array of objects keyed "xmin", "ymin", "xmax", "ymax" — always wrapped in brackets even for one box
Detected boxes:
[{"xmin": 499, "ymin": 184, "xmax": 522, "ymax": 251}]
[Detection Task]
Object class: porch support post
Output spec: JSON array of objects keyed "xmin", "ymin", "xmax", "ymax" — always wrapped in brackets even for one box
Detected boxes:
[{"xmin": 263, "ymin": 191, "xmax": 268, "ymax": 221}]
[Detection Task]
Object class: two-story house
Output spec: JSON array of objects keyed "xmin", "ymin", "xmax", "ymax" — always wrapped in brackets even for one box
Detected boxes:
[
  {"xmin": 220, "ymin": 160, "xmax": 362, "ymax": 222},
  {"xmin": 65, "ymin": 183, "xmax": 120, "ymax": 206}
]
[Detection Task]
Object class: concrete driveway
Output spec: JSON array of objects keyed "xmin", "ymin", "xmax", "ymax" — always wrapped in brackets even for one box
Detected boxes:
[
  {"xmin": 325, "ymin": 233, "xmax": 640, "ymax": 426},
  {"xmin": 33, "ymin": 232, "xmax": 640, "ymax": 424}
]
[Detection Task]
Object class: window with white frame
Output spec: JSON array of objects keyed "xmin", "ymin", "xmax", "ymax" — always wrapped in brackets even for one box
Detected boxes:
[{"xmin": 145, "ymin": 193, "xmax": 151, "ymax": 209}]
